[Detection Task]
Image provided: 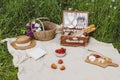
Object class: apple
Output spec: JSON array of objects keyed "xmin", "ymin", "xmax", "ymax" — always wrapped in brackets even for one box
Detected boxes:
[
  {"xmin": 58, "ymin": 59, "xmax": 63, "ymax": 64},
  {"xmin": 60, "ymin": 65, "xmax": 65, "ymax": 70},
  {"xmin": 51, "ymin": 63, "xmax": 57, "ymax": 69}
]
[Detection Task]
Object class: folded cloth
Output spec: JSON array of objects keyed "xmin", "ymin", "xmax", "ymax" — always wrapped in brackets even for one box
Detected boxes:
[{"xmin": 26, "ymin": 47, "xmax": 46, "ymax": 60}]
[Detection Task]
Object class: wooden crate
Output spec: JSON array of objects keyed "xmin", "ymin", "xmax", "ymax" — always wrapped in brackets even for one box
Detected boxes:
[{"xmin": 61, "ymin": 10, "xmax": 89, "ymax": 46}]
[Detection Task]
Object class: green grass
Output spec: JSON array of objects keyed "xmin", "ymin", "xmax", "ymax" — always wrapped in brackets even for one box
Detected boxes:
[{"xmin": 0, "ymin": 0, "xmax": 120, "ymax": 79}]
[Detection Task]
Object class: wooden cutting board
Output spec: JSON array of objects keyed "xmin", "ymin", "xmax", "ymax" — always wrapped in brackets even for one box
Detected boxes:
[{"xmin": 85, "ymin": 53, "xmax": 118, "ymax": 68}]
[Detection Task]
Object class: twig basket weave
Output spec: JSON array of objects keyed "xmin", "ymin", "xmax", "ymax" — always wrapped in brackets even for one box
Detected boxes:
[{"xmin": 32, "ymin": 18, "xmax": 57, "ymax": 41}]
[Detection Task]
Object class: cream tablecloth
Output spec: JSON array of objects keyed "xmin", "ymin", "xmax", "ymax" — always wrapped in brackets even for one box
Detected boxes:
[{"xmin": 5, "ymin": 33, "xmax": 120, "ymax": 80}]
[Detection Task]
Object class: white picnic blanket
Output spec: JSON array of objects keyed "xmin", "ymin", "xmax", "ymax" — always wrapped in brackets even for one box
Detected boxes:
[{"xmin": 3, "ymin": 28, "xmax": 120, "ymax": 80}]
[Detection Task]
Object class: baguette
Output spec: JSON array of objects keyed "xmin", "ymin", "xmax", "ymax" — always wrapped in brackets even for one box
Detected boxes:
[{"xmin": 82, "ymin": 24, "xmax": 96, "ymax": 33}]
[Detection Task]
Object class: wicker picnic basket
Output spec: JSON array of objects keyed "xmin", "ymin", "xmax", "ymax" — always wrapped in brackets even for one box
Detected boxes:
[
  {"xmin": 61, "ymin": 10, "xmax": 96, "ymax": 46},
  {"xmin": 32, "ymin": 18, "xmax": 57, "ymax": 41},
  {"xmin": 61, "ymin": 10, "xmax": 90, "ymax": 46}
]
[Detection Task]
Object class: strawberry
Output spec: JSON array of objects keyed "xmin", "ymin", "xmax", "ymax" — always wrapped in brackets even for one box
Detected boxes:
[
  {"xmin": 61, "ymin": 48, "xmax": 66, "ymax": 52},
  {"xmin": 60, "ymin": 50, "xmax": 65, "ymax": 54},
  {"xmin": 55, "ymin": 50, "xmax": 58, "ymax": 53},
  {"xmin": 61, "ymin": 47, "xmax": 64, "ymax": 50},
  {"xmin": 93, "ymin": 54, "xmax": 101, "ymax": 58},
  {"xmin": 55, "ymin": 47, "xmax": 66, "ymax": 54},
  {"xmin": 57, "ymin": 49, "xmax": 62, "ymax": 54}
]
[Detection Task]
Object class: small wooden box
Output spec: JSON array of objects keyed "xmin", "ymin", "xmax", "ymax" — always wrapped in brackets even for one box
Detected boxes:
[{"xmin": 61, "ymin": 10, "xmax": 89, "ymax": 46}]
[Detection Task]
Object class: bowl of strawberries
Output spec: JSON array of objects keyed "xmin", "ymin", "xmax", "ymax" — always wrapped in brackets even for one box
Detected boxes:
[{"xmin": 55, "ymin": 47, "xmax": 66, "ymax": 57}]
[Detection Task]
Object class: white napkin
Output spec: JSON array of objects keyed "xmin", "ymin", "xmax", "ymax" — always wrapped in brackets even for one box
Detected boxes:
[{"xmin": 26, "ymin": 47, "xmax": 46, "ymax": 60}]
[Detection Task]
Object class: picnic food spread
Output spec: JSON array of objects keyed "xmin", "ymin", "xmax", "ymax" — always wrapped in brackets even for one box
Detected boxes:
[
  {"xmin": 10, "ymin": 10, "xmax": 119, "ymax": 69},
  {"xmin": 6, "ymin": 10, "xmax": 119, "ymax": 80}
]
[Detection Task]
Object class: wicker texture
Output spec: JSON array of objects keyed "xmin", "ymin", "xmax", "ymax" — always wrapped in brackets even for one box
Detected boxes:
[
  {"xmin": 32, "ymin": 18, "xmax": 57, "ymax": 41},
  {"xmin": 61, "ymin": 35, "xmax": 89, "ymax": 46}
]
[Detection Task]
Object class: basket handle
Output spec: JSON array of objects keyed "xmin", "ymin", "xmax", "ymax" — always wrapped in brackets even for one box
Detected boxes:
[
  {"xmin": 30, "ymin": 17, "xmax": 49, "ymax": 33},
  {"xmin": 35, "ymin": 17, "xmax": 49, "ymax": 31},
  {"xmin": 35, "ymin": 19, "xmax": 45, "ymax": 31}
]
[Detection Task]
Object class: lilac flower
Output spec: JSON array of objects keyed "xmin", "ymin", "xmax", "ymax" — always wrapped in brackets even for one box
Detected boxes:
[
  {"xmin": 26, "ymin": 24, "xmax": 35, "ymax": 29},
  {"xmin": 25, "ymin": 22, "xmax": 42, "ymax": 37},
  {"xmin": 26, "ymin": 30, "xmax": 33, "ymax": 37}
]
